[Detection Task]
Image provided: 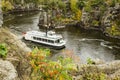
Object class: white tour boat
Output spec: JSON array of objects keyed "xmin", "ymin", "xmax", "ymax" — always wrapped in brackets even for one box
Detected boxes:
[{"xmin": 23, "ymin": 30, "xmax": 66, "ymax": 49}]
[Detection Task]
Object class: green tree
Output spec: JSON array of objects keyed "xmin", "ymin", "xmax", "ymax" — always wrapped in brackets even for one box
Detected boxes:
[{"xmin": 70, "ymin": 0, "xmax": 82, "ymax": 21}]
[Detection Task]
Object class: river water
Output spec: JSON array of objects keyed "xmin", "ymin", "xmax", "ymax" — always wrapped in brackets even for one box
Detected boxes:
[{"xmin": 3, "ymin": 12, "xmax": 120, "ymax": 63}]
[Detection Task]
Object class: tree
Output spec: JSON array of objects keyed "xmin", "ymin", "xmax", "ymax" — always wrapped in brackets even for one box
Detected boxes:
[{"xmin": 70, "ymin": 0, "xmax": 82, "ymax": 21}]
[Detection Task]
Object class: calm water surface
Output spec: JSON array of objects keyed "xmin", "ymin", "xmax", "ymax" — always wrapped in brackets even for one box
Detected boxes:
[{"xmin": 3, "ymin": 12, "xmax": 120, "ymax": 63}]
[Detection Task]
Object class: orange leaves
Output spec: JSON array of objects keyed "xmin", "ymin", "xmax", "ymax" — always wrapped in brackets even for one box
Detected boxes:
[
  {"xmin": 30, "ymin": 60, "xmax": 36, "ymax": 68},
  {"xmin": 28, "ymin": 48, "xmax": 73, "ymax": 80}
]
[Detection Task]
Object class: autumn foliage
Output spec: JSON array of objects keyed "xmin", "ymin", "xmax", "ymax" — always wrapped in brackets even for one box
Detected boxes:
[{"xmin": 27, "ymin": 48, "xmax": 76, "ymax": 80}]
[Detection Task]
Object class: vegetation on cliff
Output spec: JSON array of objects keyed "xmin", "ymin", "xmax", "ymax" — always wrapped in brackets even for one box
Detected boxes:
[{"xmin": 78, "ymin": 0, "xmax": 120, "ymax": 38}]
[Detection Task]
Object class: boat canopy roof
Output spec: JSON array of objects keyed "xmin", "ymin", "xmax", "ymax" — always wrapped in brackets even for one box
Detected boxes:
[{"xmin": 26, "ymin": 31, "xmax": 63, "ymax": 41}]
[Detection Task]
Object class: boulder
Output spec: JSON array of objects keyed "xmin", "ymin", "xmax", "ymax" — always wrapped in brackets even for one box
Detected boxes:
[{"xmin": 0, "ymin": 59, "xmax": 19, "ymax": 80}]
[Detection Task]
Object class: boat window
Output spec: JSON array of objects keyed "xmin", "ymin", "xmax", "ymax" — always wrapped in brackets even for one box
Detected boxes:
[
  {"xmin": 33, "ymin": 37, "xmax": 42, "ymax": 41},
  {"xmin": 44, "ymin": 39, "xmax": 47, "ymax": 42},
  {"xmin": 51, "ymin": 41, "xmax": 54, "ymax": 43},
  {"xmin": 33, "ymin": 37, "xmax": 37, "ymax": 40},
  {"xmin": 41, "ymin": 39, "xmax": 47, "ymax": 42},
  {"xmin": 48, "ymin": 40, "xmax": 54, "ymax": 43},
  {"xmin": 38, "ymin": 38, "xmax": 41, "ymax": 41},
  {"xmin": 48, "ymin": 40, "xmax": 50, "ymax": 43},
  {"xmin": 33, "ymin": 37, "xmax": 54, "ymax": 43},
  {"xmin": 55, "ymin": 39, "xmax": 60, "ymax": 43},
  {"xmin": 41, "ymin": 39, "xmax": 43, "ymax": 41}
]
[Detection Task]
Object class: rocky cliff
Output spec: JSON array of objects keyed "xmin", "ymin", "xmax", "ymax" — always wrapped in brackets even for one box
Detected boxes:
[
  {"xmin": 0, "ymin": 28, "xmax": 31, "ymax": 80},
  {"xmin": 0, "ymin": 0, "xmax": 3, "ymax": 27},
  {"xmin": 81, "ymin": 3, "xmax": 120, "ymax": 39}
]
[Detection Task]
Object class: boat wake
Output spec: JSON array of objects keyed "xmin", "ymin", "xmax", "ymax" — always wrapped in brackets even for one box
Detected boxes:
[
  {"xmin": 100, "ymin": 42, "xmax": 120, "ymax": 49},
  {"xmin": 76, "ymin": 38, "xmax": 120, "ymax": 50},
  {"xmin": 100, "ymin": 42, "xmax": 113, "ymax": 49},
  {"xmin": 77, "ymin": 38, "xmax": 105, "ymax": 42}
]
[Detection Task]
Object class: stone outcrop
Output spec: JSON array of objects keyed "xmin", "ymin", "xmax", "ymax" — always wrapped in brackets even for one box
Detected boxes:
[
  {"xmin": 0, "ymin": 28, "xmax": 31, "ymax": 80},
  {"xmin": 0, "ymin": 0, "xmax": 3, "ymax": 27},
  {"xmin": 0, "ymin": 28, "xmax": 31, "ymax": 61},
  {"xmin": 0, "ymin": 59, "xmax": 19, "ymax": 80},
  {"xmin": 80, "ymin": 3, "xmax": 120, "ymax": 38},
  {"xmin": 102, "ymin": 3, "xmax": 120, "ymax": 27}
]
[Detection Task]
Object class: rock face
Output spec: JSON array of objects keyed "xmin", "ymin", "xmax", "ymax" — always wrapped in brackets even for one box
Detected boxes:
[
  {"xmin": 81, "ymin": 3, "xmax": 120, "ymax": 38},
  {"xmin": 0, "ymin": 59, "xmax": 19, "ymax": 80},
  {"xmin": 0, "ymin": 28, "xmax": 31, "ymax": 80},
  {"xmin": 0, "ymin": 0, "xmax": 3, "ymax": 27},
  {"xmin": 0, "ymin": 28, "xmax": 31, "ymax": 58}
]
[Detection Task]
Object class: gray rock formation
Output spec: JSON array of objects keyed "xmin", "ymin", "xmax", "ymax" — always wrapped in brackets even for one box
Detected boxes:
[
  {"xmin": 0, "ymin": 59, "xmax": 19, "ymax": 80},
  {"xmin": 0, "ymin": 28, "xmax": 31, "ymax": 80},
  {"xmin": 80, "ymin": 3, "xmax": 120, "ymax": 38},
  {"xmin": 0, "ymin": 0, "xmax": 3, "ymax": 27}
]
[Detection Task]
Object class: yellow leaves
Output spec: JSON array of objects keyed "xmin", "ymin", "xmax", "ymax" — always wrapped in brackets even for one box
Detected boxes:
[
  {"xmin": 111, "ymin": 25, "xmax": 116, "ymax": 31},
  {"xmin": 70, "ymin": 0, "xmax": 82, "ymax": 21},
  {"xmin": 30, "ymin": 60, "xmax": 36, "ymax": 68},
  {"xmin": 70, "ymin": 0, "xmax": 77, "ymax": 12},
  {"xmin": 59, "ymin": 75, "xmax": 63, "ymax": 80},
  {"xmin": 65, "ymin": 64, "xmax": 77, "ymax": 71},
  {"xmin": 106, "ymin": 24, "xmax": 120, "ymax": 36},
  {"xmin": 1, "ymin": 0, "xmax": 14, "ymax": 12},
  {"xmin": 75, "ymin": 10, "xmax": 82, "ymax": 21}
]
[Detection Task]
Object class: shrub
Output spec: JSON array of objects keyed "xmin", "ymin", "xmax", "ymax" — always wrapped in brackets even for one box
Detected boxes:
[
  {"xmin": 27, "ymin": 48, "xmax": 76, "ymax": 80},
  {"xmin": 0, "ymin": 43, "xmax": 8, "ymax": 58},
  {"xmin": 87, "ymin": 57, "xmax": 94, "ymax": 64},
  {"xmin": 106, "ymin": 25, "xmax": 120, "ymax": 36}
]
